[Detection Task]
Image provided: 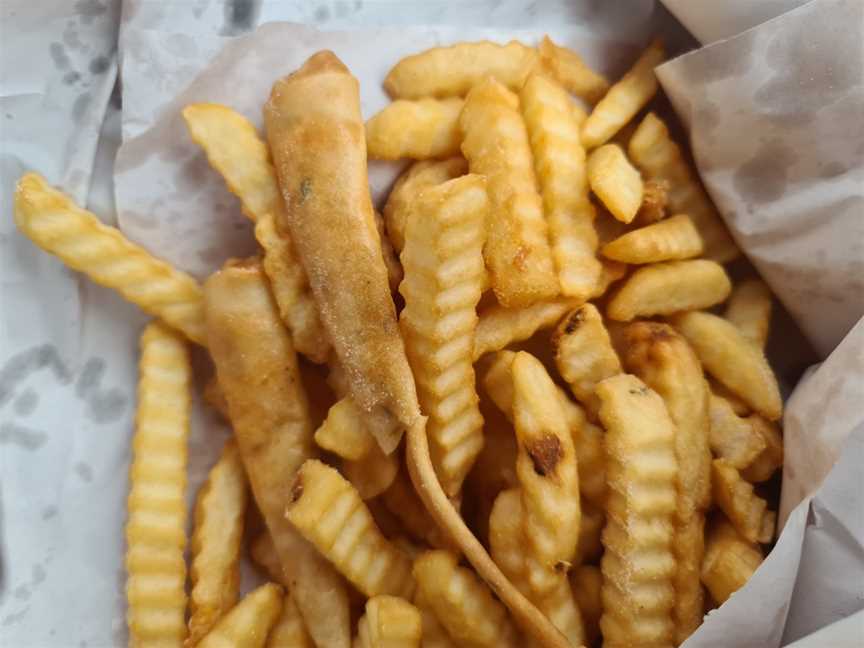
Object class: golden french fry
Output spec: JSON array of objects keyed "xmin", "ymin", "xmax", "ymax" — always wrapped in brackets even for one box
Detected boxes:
[
  {"xmin": 553, "ymin": 303, "xmax": 622, "ymax": 416},
  {"xmin": 473, "ymin": 298, "xmax": 578, "ymax": 361},
  {"xmin": 314, "ymin": 397, "xmax": 375, "ymax": 461},
  {"xmin": 725, "ymin": 279, "xmax": 773, "ymax": 349},
  {"xmin": 673, "ymin": 311, "xmax": 782, "ymax": 421},
  {"xmin": 569, "ymin": 565, "xmax": 602, "ymax": 645},
  {"xmin": 399, "ymin": 174, "xmax": 488, "ymax": 495},
  {"xmin": 460, "ymin": 78, "xmax": 559, "ymax": 307},
  {"xmin": 581, "ymin": 39, "xmax": 664, "ymax": 149},
  {"xmin": 382, "ymin": 467, "xmax": 452, "ymax": 550},
  {"xmin": 521, "ymin": 72, "xmax": 602, "ymax": 300},
  {"xmin": 267, "ymin": 593, "xmax": 312, "ymax": 648},
  {"xmin": 538, "ymin": 35, "xmax": 609, "ymax": 104},
  {"xmin": 759, "ymin": 510, "xmax": 777, "ymax": 544},
  {"xmin": 287, "ymin": 459, "xmax": 414, "ymax": 598},
  {"xmin": 741, "ymin": 416, "xmax": 783, "ymax": 482},
  {"xmin": 672, "ymin": 513, "xmax": 707, "ymax": 643},
  {"xmin": 203, "ymin": 376, "xmax": 230, "ymax": 420},
  {"xmin": 710, "ymin": 378, "xmax": 750, "ymax": 415},
  {"xmin": 14, "ymin": 174, "xmax": 206, "ymax": 345},
  {"xmin": 125, "ymin": 323, "xmax": 191, "ymax": 648},
  {"xmin": 511, "ymin": 353, "xmax": 580, "ymax": 594},
  {"xmin": 343, "ymin": 440, "xmax": 400, "ymax": 500},
  {"xmin": 413, "ymin": 590, "xmax": 457, "ymax": 648},
  {"xmin": 383, "ymin": 158, "xmax": 468, "ymax": 253},
  {"xmin": 197, "ymin": 583, "xmax": 283, "ymax": 648},
  {"xmin": 577, "ymin": 501, "xmax": 605, "ymax": 565},
  {"xmin": 602, "ymin": 213, "xmax": 703, "ymax": 263},
  {"xmin": 250, "ymin": 533, "xmax": 283, "ymax": 585},
  {"xmin": 708, "ymin": 395, "xmax": 767, "ymax": 470},
  {"xmin": 591, "ymin": 259, "xmax": 628, "ymax": 299},
  {"xmin": 629, "ymin": 112, "xmax": 739, "ymax": 262},
  {"xmin": 265, "ymin": 51, "xmax": 422, "ymax": 454},
  {"xmin": 701, "ymin": 517, "xmax": 763, "ymax": 604},
  {"xmin": 712, "ymin": 459, "xmax": 768, "ymax": 544},
  {"xmin": 205, "ymin": 261, "xmax": 351, "ymax": 648},
  {"xmin": 412, "ymin": 550, "xmax": 518, "ymax": 647},
  {"xmin": 188, "ymin": 440, "xmax": 248, "ymax": 645},
  {"xmin": 587, "ymin": 144, "xmax": 644, "ymax": 224},
  {"xmin": 384, "ymin": 40, "xmax": 538, "ymax": 99},
  {"xmin": 607, "ymin": 259, "xmax": 732, "ymax": 321},
  {"xmin": 356, "ymin": 596, "xmax": 422, "ymax": 648},
  {"xmin": 366, "ymin": 98, "xmax": 463, "ymax": 160},
  {"xmin": 635, "ymin": 178, "xmax": 669, "ymax": 225},
  {"xmin": 595, "ymin": 374, "xmax": 678, "ymax": 647},
  {"xmin": 374, "ymin": 209, "xmax": 404, "ymax": 294}
]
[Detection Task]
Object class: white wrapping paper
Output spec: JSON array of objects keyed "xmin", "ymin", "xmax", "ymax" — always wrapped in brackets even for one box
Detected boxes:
[{"xmin": 2, "ymin": 1, "xmax": 862, "ymax": 647}]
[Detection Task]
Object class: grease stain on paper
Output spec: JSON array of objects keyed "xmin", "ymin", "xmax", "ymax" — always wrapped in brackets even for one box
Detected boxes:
[
  {"xmin": 0, "ymin": 422, "xmax": 48, "ymax": 450},
  {"xmin": 733, "ymin": 139, "xmax": 798, "ymax": 206}
]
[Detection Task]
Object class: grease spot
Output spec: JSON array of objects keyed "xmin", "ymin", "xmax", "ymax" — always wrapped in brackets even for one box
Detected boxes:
[
  {"xmin": 63, "ymin": 23, "xmax": 85, "ymax": 51},
  {"xmin": 223, "ymin": 0, "xmax": 259, "ymax": 34},
  {"xmin": 74, "ymin": 0, "xmax": 107, "ymax": 24},
  {"xmin": 49, "ymin": 43, "xmax": 70, "ymax": 70},
  {"xmin": 76, "ymin": 358, "xmax": 105, "ymax": 398},
  {"xmin": 733, "ymin": 140, "xmax": 797, "ymax": 205},
  {"xmin": 32, "ymin": 564, "xmax": 46, "ymax": 586},
  {"xmin": 14, "ymin": 585, "xmax": 30, "ymax": 600},
  {"xmin": 2, "ymin": 608, "xmax": 29, "ymax": 626},
  {"xmin": 13, "ymin": 389, "xmax": 39, "ymax": 417},
  {"xmin": 75, "ymin": 461, "xmax": 93, "ymax": 483},
  {"xmin": 63, "ymin": 71, "xmax": 82, "ymax": 85},
  {"xmin": 334, "ymin": 1, "xmax": 351, "ymax": 17},
  {"xmin": 87, "ymin": 389, "xmax": 128, "ymax": 424},
  {"xmin": 683, "ymin": 35, "xmax": 754, "ymax": 84},
  {"xmin": 314, "ymin": 6, "xmax": 330, "ymax": 21},
  {"xmin": 42, "ymin": 506, "xmax": 58, "ymax": 520},
  {"xmin": 0, "ymin": 422, "xmax": 47, "ymax": 450},
  {"xmin": 88, "ymin": 55, "xmax": 110, "ymax": 75},
  {"xmin": 72, "ymin": 93, "xmax": 90, "ymax": 123}
]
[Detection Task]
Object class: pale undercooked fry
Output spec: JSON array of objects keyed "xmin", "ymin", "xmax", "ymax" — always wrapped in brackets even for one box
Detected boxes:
[
  {"xmin": 634, "ymin": 178, "xmax": 669, "ymax": 225},
  {"xmin": 512, "ymin": 352, "xmax": 580, "ymax": 594},
  {"xmin": 725, "ymin": 279, "xmax": 773, "ymax": 349},
  {"xmin": 460, "ymin": 78, "xmax": 559, "ymax": 307},
  {"xmin": 740, "ymin": 416, "xmax": 783, "ymax": 483},
  {"xmin": 538, "ymin": 35, "xmax": 609, "ymax": 104},
  {"xmin": 14, "ymin": 174, "xmax": 206, "ymax": 345},
  {"xmin": 553, "ymin": 303, "xmax": 622, "ymax": 416},
  {"xmin": 286, "ymin": 459, "xmax": 414, "ymax": 599},
  {"xmin": 581, "ymin": 38, "xmax": 665, "ymax": 149},
  {"xmin": 267, "ymin": 593, "xmax": 312, "ymax": 648},
  {"xmin": 701, "ymin": 517, "xmax": 763, "ymax": 604},
  {"xmin": 414, "ymin": 590, "xmax": 457, "ymax": 648},
  {"xmin": 521, "ymin": 72, "xmax": 602, "ymax": 300},
  {"xmin": 355, "ymin": 596, "xmax": 422, "ymax": 648},
  {"xmin": 125, "ymin": 323, "xmax": 191, "ymax": 648},
  {"xmin": 628, "ymin": 112, "xmax": 739, "ymax": 262},
  {"xmin": 188, "ymin": 440, "xmax": 248, "ymax": 645},
  {"xmin": 569, "ymin": 565, "xmax": 602, "ymax": 645},
  {"xmin": 607, "ymin": 259, "xmax": 732, "ymax": 321},
  {"xmin": 473, "ymin": 298, "xmax": 578, "ymax": 361},
  {"xmin": 197, "ymin": 583, "xmax": 283, "ymax": 648},
  {"xmin": 204, "ymin": 261, "xmax": 351, "ymax": 648},
  {"xmin": 265, "ymin": 51, "xmax": 421, "ymax": 454},
  {"xmin": 366, "ymin": 98, "xmax": 463, "ymax": 160},
  {"xmin": 342, "ymin": 439, "xmax": 399, "ymax": 500},
  {"xmin": 384, "ymin": 40, "xmax": 538, "ymax": 99},
  {"xmin": 587, "ymin": 144, "xmax": 644, "ymax": 224},
  {"xmin": 375, "ymin": 209, "xmax": 404, "ymax": 293},
  {"xmin": 602, "ymin": 213, "xmax": 703, "ymax": 263},
  {"xmin": 398, "ymin": 174, "xmax": 488, "ymax": 496},
  {"xmin": 712, "ymin": 459, "xmax": 769, "ymax": 544},
  {"xmin": 383, "ymin": 158, "xmax": 468, "ymax": 253},
  {"xmin": 314, "ymin": 397, "xmax": 375, "ymax": 461},
  {"xmin": 708, "ymin": 395, "xmax": 767, "ymax": 470},
  {"xmin": 382, "ymin": 467, "xmax": 452, "ymax": 550},
  {"xmin": 412, "ymin": 550, "xmax": 518, "ymax": 648},
  {"xmin": 182, "ymin": 103, "xmax": 328, "ymax": 362},
  {"xmin": 596, "ymin": 374, "xmax": 678, "ymax": 647},
  {"xmin": 673, "ymin": 311, "xmax": 782, "ymax": 421}
]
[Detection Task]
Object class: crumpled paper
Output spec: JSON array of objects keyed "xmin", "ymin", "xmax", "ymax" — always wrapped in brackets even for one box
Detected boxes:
[{"xmin": 2, "ymin": 1, "xmax": 862, "ymax": 647}]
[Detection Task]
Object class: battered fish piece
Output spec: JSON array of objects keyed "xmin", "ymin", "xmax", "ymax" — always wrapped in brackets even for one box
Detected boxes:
[{"xmin": 264, "ymin": 51, "xmax": 420, "ymax": 453}]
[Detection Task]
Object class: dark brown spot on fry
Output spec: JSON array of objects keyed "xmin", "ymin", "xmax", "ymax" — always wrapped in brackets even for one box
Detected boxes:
[
  {"xmin": 290, "ymin": 475, "xmax": 304, "ymax": 503},
  {"xmin": 628, "ymin": 386, "xmax": 650, "ymax": 396},
  {"xmin": 299, "ymin": 178, "xmax": 312, "ymax": 203},
  {"xmin": 527, "ymin": 435, "xmax": 563, "ymax": 477},
  {"xmin": 563, "ymin": 308, "xmax": 586, "ymax": 335}
]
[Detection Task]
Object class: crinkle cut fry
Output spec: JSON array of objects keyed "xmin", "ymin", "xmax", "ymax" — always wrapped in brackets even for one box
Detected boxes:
[
  {"xmin": 474, "ymin": 298, "xmax": 579, "ymax": 361},
  {"xmin": 366, "ymin": 98, "xmax": 463, "ymax": 160},
  {"xmin": 196, "ymin": 583, "xmax": 283, "ymax": 648}
]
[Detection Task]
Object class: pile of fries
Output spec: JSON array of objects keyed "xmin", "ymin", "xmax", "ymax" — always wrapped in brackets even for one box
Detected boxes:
[{"xmin": 13, "ymin": 34, "xmax": 785, "ymax": 648}]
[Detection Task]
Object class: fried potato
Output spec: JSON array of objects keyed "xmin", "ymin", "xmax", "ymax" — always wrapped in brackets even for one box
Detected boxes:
[
  {"xmin": 595, "ymin": 374, "xmax": 678, "ymax": 647},
  {"xmin": 205, "ymin": 261, "xmax": 351, "ymax": 648},
  {"xmin": 366, "ymin": 98, "xmax": 463, "ymax": 160},
  {"xmin": 413, "ymin": 594, "xmax": 457, "ymax": 648},
  {"xmin": 581, "ymin": 38, "xmax": 665, "ymax": 149},
  {"xmin": 399, "ymin": 175, "xmax": 488, "ymax": 496},
  {"xmin": 343, "ymin": 440, "xmax": 400, "ymax": 500},
  {"xmin": 384, "ymin": 40, "xmax": 538, "ymax": 99},
  {"xmin": 188, "ymin": 440, "xmax": 248, "ymax": 645},
  {"xmin": 708, "ymin": 395, "xmax": 767, "ymax": 470},
  {"xmin": 741, "ymin": 416, "xmax": 783, "ymax": 483},
  {"xmin": 314, "ymin": 397, "xmax": 375, "ymax": 461},
  {"xmin": 125, "ymin": 323, "xmax": 191, "ymax": 648},
  {"xmin": 587, "ymin": 144, "xmax": 644, "ymax": 224},
  {"xmin": 635, "ymin": 178, "xmax": 670, "ymax": 225},
  {"xmin": 512, "ymin": 353, "xmax": 580, "ymax": 594},
  {"xmin": 267, "ymin": 593, "xmax": 312, "ymax": 648},
  {"xmin": 14, "ymin": 174, "xmax": 206, "ymax": 345},
  {"xmin": 569, "ymin": 565, "xmax": 602, "ymax": 645},
  {"xmin": 577, "ymin": 501, "xmax": 605, "ymax": 565},
  {"xmin": 383, "ymin": 158, "xmax": 468, "ymax": 253},
  {"xmin": 374, "ymin": 209, "xmax": 404, "ymax": 293},
  {"xmin": 474, "ymin": 298, "xmax": 579, "ymax": 360},
  {"xmin": 629, "ymin": 112, "xmax": 739, "ymax": 262},
  {"xmin": 672, "ymin": 513, "xmax": 707, "ymax": 643},
  {"xmin": 591, "ymin": 259, "xmax": 628, "ymax": 299},
  {"xmin": 538, "ymin": 35, "xmax": 609, "ymax": 104},
  {"xmin": 710, "ymin": 378, "xmax": 750, "ymax": 415},
  {"xmin": 460, "ymin": 78, "xmax": 559, "ymax": 307},
  {"xmin": 250, "ymin": 532, "xmax": 283, "ymax": 585},
  {"xmin": 602, "ymin": 213, "xmax": 703, "ymax": 263},
  {"xmin": 356, "ymin": 596, "xmax": 422, "ymax": 648},
  {"xmin": 607, "ymin": 259, "xmax": 732, "ymax": 321},
  {"xmin": 197, "ymin": 583, "xmax": 283, "ymax": 648},
  {"xmin": 521, "ymin": 73, "xmax": 602, "ymax": 300},
  {"xmin": 382, "ymin": 467, "xmax": 452, "ymax": 550},
  {"xmin": 725, "ymin": 279, "xmax": 773, "ymax": 349},
  {"xmin": 701, "ymin": 517, "xmax": 763, "ymax": 604},
  {"xmin": 553, "ymin": 303, "xmax": 622, "ymax": 416},
  {"xmin": 287, "ymin": 459, "xmax": 414, "ymax": 598},
  {"xmin": 265, "ymin": 51, "xmax": 421, "ymax": 454},
  {"xmin": 673, "ymin": 311, "xmax": 782, "ymax": 421},
  {"xmin": 760, "ymin": 510, "xmax": 777, "ymax": 545},
  {"xmin": 412, "ymin": 550, "xmax": 518, "ymax": 647},
  {"xmin": 712, "ymin": 459, "xmax": 769, "ymax": 544}
]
